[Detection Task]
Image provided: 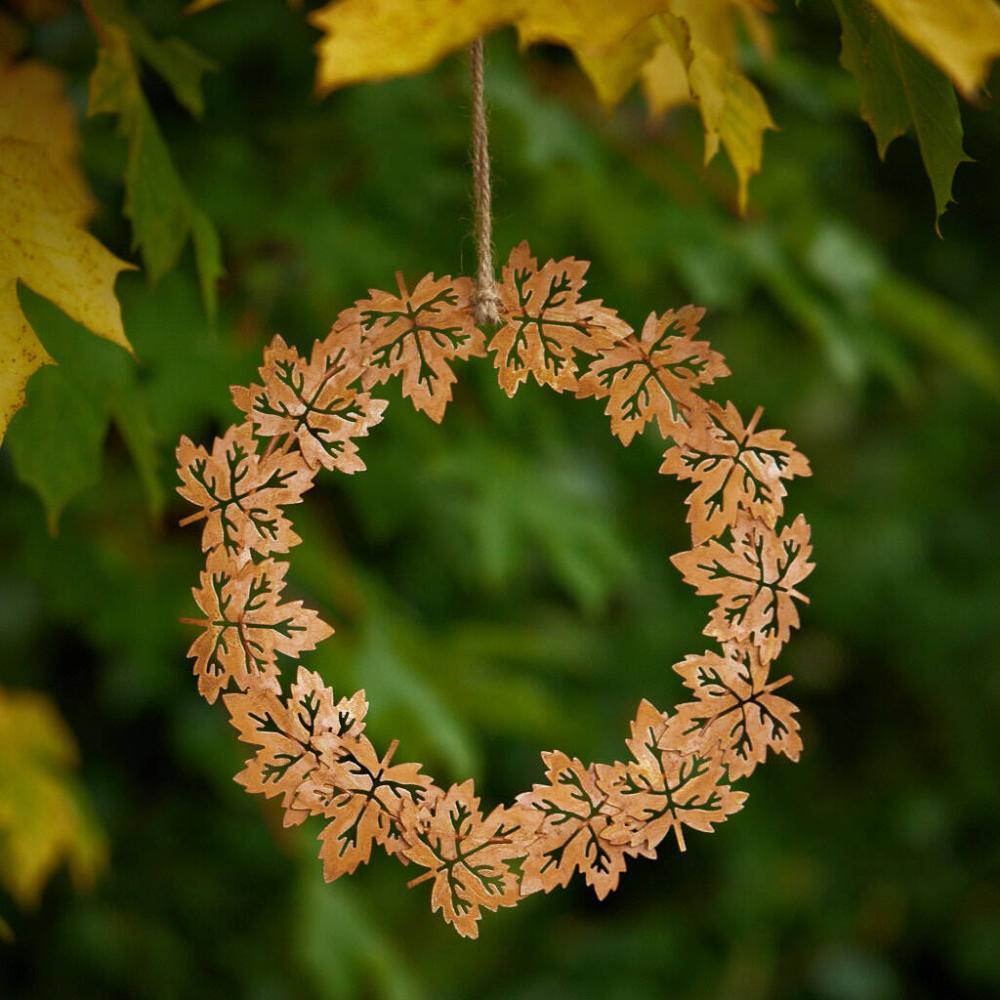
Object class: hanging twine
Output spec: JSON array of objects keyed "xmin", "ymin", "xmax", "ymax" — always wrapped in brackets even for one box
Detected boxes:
[{"xmin": 469, "ymin": 38, "xmax": 502, "ymax": 325}]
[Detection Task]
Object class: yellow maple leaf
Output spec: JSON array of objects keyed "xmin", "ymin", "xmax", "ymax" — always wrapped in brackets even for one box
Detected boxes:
[
  {"xmin": 666, "ymin": 2, "xmax": 776, "ymax": 212},
  {"xmin": 0, "ymin": 58, "xmax": 134, "ymax": 441},
  {"xmin": 599, "ymin": 4, "xmax": 774, "ymax": 211},
  {"xmin": 192, "ymin": 0, "xmax": 776, "ymax": 207},
  {"xmin": 307, "ymin": 0, "xmax": 773, "ymax": 210},
  {"xmin": 869, "ymin": 0, "xmax": 1000, "ymax": 97},
  {"xmin": 0, "ymin": 686, "xmax": 106, "ymax": 908},
  {"xmin": 309, "ymin": 0, "xmax": 672, "ymax": 95}
]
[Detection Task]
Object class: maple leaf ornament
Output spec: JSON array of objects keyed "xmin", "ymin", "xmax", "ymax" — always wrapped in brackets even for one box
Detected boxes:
[
  {"xmin": 400, "ymin": 780, "xmax": 530, "ymax": 939},
  {"xmin": 342, "ymin": 271, "xmax": 484, "ymax": 422},
  {"xmin": 660, "ymin": 401, "xmax": 811, "ymax": 543},
  {"xmin": 662, "ymin": 645, "xmax": 801, "ymax": 780},
  {"xmin": 176, "ymin": 422, "xmax": 312, "ymax": 556},
  {"xmin": 578, "ymin": 305, "xmax": 729, "ymax": 446},
  {"xmin": 516, "ymin": 751, "xmax": 645, "ymax": 900},
  {"xmin": 293, "ymin": 733, "xmax": 435, "ymax": 881},
  {"xmin": 184, "ymin": 553, "xmax": 332, "ymax": 704},
  {"xmin": 599, "ymin": 701, "xmax": 748, "ymax": 853},
  {"xmin": 491, "ymin": 241, "xmax": 632, "ymax": 396},
  {"xmin": 224, "ymin": 668, "xmax": 367, "ymax": 824},
  {"xmin": 231, "ymin": 331, "xmax": 387, "ymax": 473},
  {"xmin": 671, "ymin": 513, "xmax": 814, "ymax": 660}
]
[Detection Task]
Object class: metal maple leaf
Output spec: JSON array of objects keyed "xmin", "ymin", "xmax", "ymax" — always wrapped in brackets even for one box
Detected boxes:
[
  {"xmin": 577, "ymin": 305, "xmax": 729, "ymax": 446},
  {"xmin": 661, "ymin": 645, "xmax": 802, "ymax": 780},
  {"xmin": 400, "ymin": 780, "xmax": 529, "ymax": 939},
  {"xmin": 491, "ymin": 241, "xmax": 632, "ymax": 396},
  {"xmin": 516, "ymin": 750, "xmax": 647, "ymax": 900},
  {"xmin": 661, "ymin": 401, "xmax": 811, "ymax": 543},
  {"xmin": 671, "ymin": 513, "xmax": 814, "ymax": 660},
  {"xmin": 176, "ymin": 422, "xmax": 312, "ymax": 556},
  {"xmin": 342, "ymin": 271, "xmax": 484, "ymax": 422},
  {"xmin": 183, "ymin": 553, "xmax": 332, "ymax": 704},
  {"xmin": 292, "ymin": 733, "xmax": 435, "ymax": 881},
  {"xmin": 231, "ymin": 331, "xmax": 387, "ymax": 473},
  {"xmin": 224, "ymin": 667, "xmax": 367, "ymax": 824},
  {"xmin": 599, "ymin": 701, "xmax": 748, "ymax": 852}
]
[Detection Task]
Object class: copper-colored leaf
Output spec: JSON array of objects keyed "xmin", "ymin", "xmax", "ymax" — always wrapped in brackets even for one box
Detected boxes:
[
  {"xmin": 660, "ymin": 401, "xmax": 811, "ymax": 543},
  {"xmin": 661, "ymin": 644, "xmax": 801, "ymax": 779},
  {"xmin": 293, "ymin": 734, "xmax": 435, "ymax": 881},
  {"xmin": 231, "ymin": 330, "xmax": 387, "ymax": 473},
  {"xmin": 600, "ymin": 703, "xmax": 747, "ymax": 852},
  {"xmin": 341, "ymin": 272, "xmax": 483, "ymax": 422},
  {"xmin": 671, "ymin": 513, "xmax": 814, "ymax": 660},
  {"xmin": 176, "ymin": 422, "xmax": 313, "ymax": 556},
  {"xmin": 400, "ymin": 780, "xmax": 529, "ymax": 939},
  {"xmin": 577, "ymin": 305, "xmax": 728, "ymax": 446},
  {"xmin": 224, "ymin": 668, "xmax": 366, "ymax": 825},
  {"xmin": 491, "ymin": 241, "xmax": 632, "ymax": 397},
  {"xmin": 516, "ymin": 750, "xmax": 642, "ymax": 900},
  {"xmin": 184, "ymin": 552, "xmax": 333, "ymax": 704}
]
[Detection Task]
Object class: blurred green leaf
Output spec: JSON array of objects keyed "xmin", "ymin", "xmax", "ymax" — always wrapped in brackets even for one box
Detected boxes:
[
  {"xmin": 6, "ymin": 365, "xmax": 108, "ymax": 533},
  {"xmin": 871, "ymin": 274, "xmax": 1000, "ymax": 396},
  {"xmin": 110, "ymin": 382, "xmax": 164, "ymax": 519},
  {"xmin": 93, "ymin": 0, "xmax": 215, "ymax": 117},
  {"xmin": 430, "ymin": 441, "xmax": 636, "ymax": 613},
  {"xmin": 296, "ymin": 875, "xmax": 421, "ymax": 1000},
  {"xmin": 740, "ymin": 226, "xmax": 865, "ymax": 383},
  {"xmin": 354, "ymin": 616, "xmax": 478, "ymax": 780},
  {"xmin": 834, "ymin": 0, "xmax": 970, "ymax": 226},
  {"xmin": 5, "ymin": 287, "xmax": 167, "ymax": 528},
  {"xmin": 804, "ymin": 220, "xmax": 1000, "ymax": 395},
  {"xmin": 88, "ymin": 23, "xmax": 221, "ymax": 315}
]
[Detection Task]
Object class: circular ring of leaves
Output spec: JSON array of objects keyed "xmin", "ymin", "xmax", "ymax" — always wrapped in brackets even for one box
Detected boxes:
[{"xmin": 176, "ymin": 241, "xmax": 814, "ymax": 939}]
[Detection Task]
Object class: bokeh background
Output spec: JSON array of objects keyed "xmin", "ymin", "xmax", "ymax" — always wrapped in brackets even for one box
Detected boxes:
[{"xmin": 2, "ymin": 1, "xmax": 1000, "ymax": 997}]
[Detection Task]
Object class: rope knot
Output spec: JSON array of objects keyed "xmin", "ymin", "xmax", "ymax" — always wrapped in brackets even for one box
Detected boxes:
[{"xmin": 472, "ymin": 283, "xmax": 503, "ymax": 326}]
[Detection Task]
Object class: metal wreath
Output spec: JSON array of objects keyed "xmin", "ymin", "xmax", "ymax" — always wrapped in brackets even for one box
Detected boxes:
[{"xmin": 175, "ymin": 241, "xmax": 813, "ymax": 938}]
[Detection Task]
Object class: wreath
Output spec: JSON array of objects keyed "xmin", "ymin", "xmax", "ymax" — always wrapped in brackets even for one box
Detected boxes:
[
  {"xmin": 175, "ymin": 240, "xmax": 813, "ymax": 938},
  {"xmin": 177, "ymin": 243, "xmax": 812, "ymax": 937}
]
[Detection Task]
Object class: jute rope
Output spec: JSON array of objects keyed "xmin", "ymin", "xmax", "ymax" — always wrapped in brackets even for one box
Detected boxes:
[{"xmin": 469, "ymin": 38, "xmax": 502, "ymax": 325}]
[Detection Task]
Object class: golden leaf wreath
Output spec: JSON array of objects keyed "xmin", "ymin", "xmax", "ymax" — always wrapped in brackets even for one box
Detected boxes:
[{"xmin": 176, "ymin": 241, "xmax": 813, "ymax": 938}]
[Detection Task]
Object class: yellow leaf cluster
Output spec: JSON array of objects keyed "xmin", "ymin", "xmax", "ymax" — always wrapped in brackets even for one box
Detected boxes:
[
  {"xmin": 307, "ymin": 0, "xmax": 774, "ymax": 208},
  {"xmin": 0, "ymin": 59, "xmax": 133, "ymax": 441},
  {"xmin": 187, "ymin": 0, "xmax": 1000, "ymax": 211},
  {"xmin": 648, "ymin": 3, "xmax": 776, "ymax": 212},
  {"xmin": 0, "ymin": 687, "xmax": 106, "ymax": 908}
]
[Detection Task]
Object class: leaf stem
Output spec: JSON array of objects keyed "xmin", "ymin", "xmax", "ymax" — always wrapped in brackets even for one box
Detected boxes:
[{"xmin": 407, "ymin": 869, "xmax": 436, "ymax": 890}]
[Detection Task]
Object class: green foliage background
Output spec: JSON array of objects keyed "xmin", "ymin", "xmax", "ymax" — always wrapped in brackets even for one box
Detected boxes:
[{"xmin": 3, "ymin": 1, "xmax": 1000, "ymax": 996}]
